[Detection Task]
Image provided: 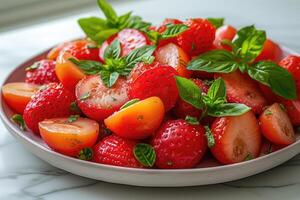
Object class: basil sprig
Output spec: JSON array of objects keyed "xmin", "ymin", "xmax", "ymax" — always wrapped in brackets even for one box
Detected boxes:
[
  {"xmin": 78, "ymin": 0, "xmax": 151, "ymax": 45},
  {"xmin": 187, "ymin": 25, "xmax": 297, "ymax": 100},
  {"xmin": 175, "ymin": 76, "xmax": 250, "ymax": 118},
  {"xmin": 70, "ymin": 40, "xmax": 155, "ymax": 87},
  {"xmin": 207, "ymin": 18, "xmax": 224, "ymax": 29}
]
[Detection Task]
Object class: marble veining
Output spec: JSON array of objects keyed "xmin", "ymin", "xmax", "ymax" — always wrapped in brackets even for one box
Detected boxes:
[{"xmin": 0, "ymin": 0, "xmax": 300, "ymax": 199}]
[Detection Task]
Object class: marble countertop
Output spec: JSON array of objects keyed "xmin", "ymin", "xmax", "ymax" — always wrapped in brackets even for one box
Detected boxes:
[{"xmin": 0, "ymin": 0, "xmax": 300, "ymax": 199}]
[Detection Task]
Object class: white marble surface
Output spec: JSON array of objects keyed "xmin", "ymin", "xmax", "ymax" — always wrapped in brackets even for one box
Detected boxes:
[{"xmin": 0, "ymin": 0, "xmax": 300, "ymax": 199}]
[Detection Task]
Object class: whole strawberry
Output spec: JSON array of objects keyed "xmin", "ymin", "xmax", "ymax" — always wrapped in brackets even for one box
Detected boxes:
[
  {"xmin": 177, "ymin": 18, "xmax": 216, "ymax": 56},
  {"xmin": 92, "ymin": 135, "xmax": 143, "ymax": 168},
  {"xmin": 152, "ymin": 119, "xmax": 207, "ymax": 169},
  {"xmin": 23, "ymin": 83, "xmax": 76, "ymax": 134},
  {"xmin": 279, "ymin": 55, "xmax": 300, "ymax": 92},
  {"xmin": 25, "ymin": 60, "xmax": 59, "ymax": 85}
]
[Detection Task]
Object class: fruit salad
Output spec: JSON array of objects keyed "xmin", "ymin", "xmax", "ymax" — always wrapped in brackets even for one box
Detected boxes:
[{"xmin": 2, "ymin": 0, "xmax": 299, "ymax": 169}]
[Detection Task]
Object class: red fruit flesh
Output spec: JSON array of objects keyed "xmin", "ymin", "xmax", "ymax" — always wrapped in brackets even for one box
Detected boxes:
[
  {"xmin": 216, "ymin": 71, "xmax": 267, "ymax": 114},
  {"xmin": 214, "ymin": 25, "xmax": 237, "ymax": 51},
  {"xmin": 211, "ymin": 111, "xmax": 261, "ymax": 164},
  {"xmin": 93, "ymin": 135, "xmax": 142, "ymax": 168},
  {"xmin": 259, "ymin": 103, "xmax": 295, "ymax": 146},
  {"xmin": 99, "ymin": 29, "xmax": 151, "ymax": 61},
  {"xmin": 177, "ymin": 18, "xmax": 216, "ymax": 56},
  {"xmin": 129, "ymin": 66, "xmax": 179, "ymax": 111},
  {"xmin": 255, "ymin": 39, "xmax": 283, "ymax": 62},
  {"xmin": 128, "ymin": 62, "xmax": 161, "ymax": 83},
  {"xmin": 61, "ymin": 40, "xmax": 101, "ymax": 61},
  {"xmin": 279, "ymin": 98, "xmax": 300, "ymax": 126},
  {"xmin": 76, "ymin": 75, "xmax": 129, "ymax": 121},
  {"xmin": 152, "ymin": 119, "xmax": 207, "ymax": 169},
  {"xmin": 23, "ymin": 83, "xmax": 76, "ymax": 134},
  {"xmin": 25, "ymin": 60, "xmax": 59, "ymax": 85}
]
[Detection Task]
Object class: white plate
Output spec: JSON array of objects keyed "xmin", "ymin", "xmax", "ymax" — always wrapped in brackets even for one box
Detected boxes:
[{"xmin": 0, "ymin": 47, "xmax": 299, "ymax": 187}]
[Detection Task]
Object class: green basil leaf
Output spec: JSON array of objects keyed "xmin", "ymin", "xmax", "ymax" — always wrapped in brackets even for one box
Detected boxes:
[
  {"xmin": 207, "ymin": 78, "xmax": 226, "ymax": 103},
  {"xmin": 109, "ymin": 72, "xmax": 119, "ymax": 87},
  {"xmin": 97, "ymin": 0, "xmax": 118, "ymax": 25},
  {"xmin": 11, "ymin": 114, "xmax": 26, "ymax": 131},
  {"xmin": 126, "ymin": 16, "xmax": 152, "ymax": 32},
  {"xmin": 69, "ymin": 58, "xmax": 103, "ymax": 74},
  {"xmin": 125, "ymin": 45, "xmax": 156, "ymax": 68},
  {"xmin": 134, "ymin": 143, "xmax": 156, "ymax": 167},
  {"xmin": 70, "ymin": 101, "xmax": 81, "ymax": 113},
  {"xmin": 204, "ymin": 126, "xmax": 215, "ymax": 148},
  {"xmin": 175, "ymin": 76, "xmax": 205, "ymax": 110},
  {"xmin": 207, "ymin": 17, "xmax": 224, "ymax": 29},
  {"xmin": 68, "ymin": 115, "xmax": 80, "ymax": 123},
  {"xmin": 104, "ymin": 39, "xmax": 121, "ymax": 60},
  {"xmin": 248, "ymin": 61, "xmax": 297, "ymax": 99},
  {"xmin": 146, "ymin": 30, "xmax": 160, "ymax": 44},
  {"xmin": 185, "ymin": 116, "xmax": 200, "ymax": 125},
  {"xmin": 187, "ymin": 50, "xmax": 239, "ymax": 73},
  {"xmin": 77, "ymin": 147, "xmax": 93, "ymax": 161},
  {"xmin": 94, "ymin": 28, "xmax": 119, "ymax": 44},
  {"xmin": 161, "ymin": 24, "xmax": 188, "ymax": 39},
  {"xmin": 233, "ymin": 25, "xmax": 266, "ymax": 63},
  {"xmin": 118, "ymin": 11, "xmax": 132, "ymax": 27},
  {"xmin": 208, "ymin": 103, "xmax": 251, "ymax": 117},
  {"xmin": 78, "ymin": 17, "xmax": 108, "ymax": 41},
  {"xmin": 120, "ymin": 99, "xmax": 140, "ymax": 110}
]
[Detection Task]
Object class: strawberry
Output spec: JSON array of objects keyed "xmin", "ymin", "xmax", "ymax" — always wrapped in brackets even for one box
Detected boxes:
[
  {"xmin": 128, "ymin": 61, "xmax": 160, "ymax": 83},
  {"xmin": 152, "ymin": 119, "xmax": 207, "ymax": 169},
  {"xmin": 60, "ymin": 40, "xmax": 101, "ymax": 61},
  {"xmin": 177, "ymin": 18, "xmax": 216, "ymax": 56},
  {"xmin": 259, "ymin": 103, "xmax": 295, "ymax": 146},
  {"xmin": 99, "ymin": 29, "xmax": 151, "ymax": 61},
  {"xmin": 23, "ymin": 83, "xmax": 76, "ymax": 134},
  {"xmin": 279, "ymin": 98, "xmax": 300, "ymax": 126},
  {"xmin": 210, "ymin": 111, "xmax": 261, "ymax": 164},
  {"xmin": 128, "ymin": 65, "xmax": 179, "ymax": 111},
  {"xmin": 174, "ymin": 78, "xmax": 209, "ymax": 119},
  {"xmin": 76, "ymin": 75, "xmax": 129, "ymax": 121},
  {"xmin": 214, "ymin": 25, "xmax": 237, "ymax": 51},
  {"xmin": 255, "ymin": 39, "xmax": 283, "ymax": 62},
  {"xmin": 260, "ymin": 139, "xmax": 284, "ymax": 156},
  {"xmin": 279, "ymin": 55, "xmax": 300, "ymax": 92},
  {"xmin": 216, "ymin": 71, "xmax": 268, "ymax": 114},
  {"xmin": 92, "ymin": 135, "xmax": 142, "ymax": 168},
  {"xmin": 156, "ymin": 18, "xmax": 183, "ymax": 47},
  {"xmin": 25, "ymin": 60, "xmax": 59, "ymax": 85}
]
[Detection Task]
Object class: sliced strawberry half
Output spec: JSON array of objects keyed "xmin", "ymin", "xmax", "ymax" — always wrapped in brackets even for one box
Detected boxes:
[
  {"xmin": 76, "ymin": 75, "xmax": 129, "ymax": 121},
  {"xmin": 216, "ymin": 71, "xmax": 268, "ymax": 114},
  {"xmin": 211, "ymin": 111, "xmax": 261, "ymax": 164},
  {"xmin": 259, "ymin": 103, "xmax": 295, "ymax": 146}
]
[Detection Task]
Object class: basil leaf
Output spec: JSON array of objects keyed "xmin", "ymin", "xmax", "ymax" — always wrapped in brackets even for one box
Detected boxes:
[
  {"xmin": 187, "ymin": 50, "xmax": 239, "ymax": 73},
  {"xmin": 68, "ymin": 115, "xmax": 80, "ymax": 123},
  {"xmin": 134, "ymin": 143, "xmax": 156, "ymax": 167},
  {"xmin": 97, "ymin": 0, "xmax": 118, "ymax": 25},
  {"xmin": 118, "ymin": 11, "xmax": 132, "ymax": 27},
  {"xmin": 125, "ymin": 45, "xmax": 156, "ymax": 68},
  {"xmin": 204, "ymin": 126, "xmax": 215, "ymax": 148},
  {"xmin": 185, "ymin": 116, "xmax": 200, "ymax": 125},
  {"xmin": 207, "ymin": 17, "xmax": 224, "ymax": 29},
  {"xmin": 120, "ymin": 99, "xmax": 140, "ymax": 110},
  {"xmin": 78, "ymin": 17, "xmax": 108, "ymax": 41},
  {"xmin": 175, "ymin": 76, "xmax": 205, "ymax": 110},
  {"xmin": 94, "ymin": 28, "xmax": 119, "ymax": 44},
  {"xmin": 126, "ymin": 16, "xmax": 152, "ymax": 32},
  {"xmin": 146, "ymin": 30, "xmax": 160, "ymax": 44},
  {"xmin": 207, "ymin": 78, "xmax": 226, "ymax": 103},
  {"xmin": 78, "ymin": 147, "xmax": 93, "ymax": 161},
  {"xmin": 100, "ymin": 71, "xmax": 119, "ymax": 88},
  {"xmin": 161, "ymin": 24, "xmax": 188, "ymax": 39},
  {"xmin": 104, "ymin": 39, "xmax": 121, "ymax": 60},
  {"xmin": 70, "ymin": 101, "xmax": 81, "ymax": 113},
  {"xmin": 248, "ymin": 61, "xmax": 297, "ymax": 99},
  {"xmin": 233, "ymin": 25, "xmax": 266, "ymax": 63},
  {"xmin": 69, "ymin": 58, "xmax": 103, "ymax": 74},
  {"xmin": 11, "ymin": 114, "xmax": 26, "ymax": 131},
  {"xmin": 208, "ymin": 103, "xmax": 250, "ymax": 117}
]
